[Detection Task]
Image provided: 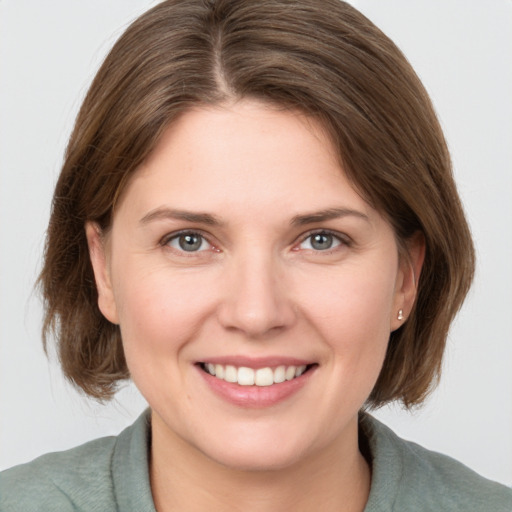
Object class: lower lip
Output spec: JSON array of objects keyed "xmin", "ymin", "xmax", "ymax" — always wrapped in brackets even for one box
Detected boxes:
[{"xmin": 197, "ymin": 365, "xmax": 316, "ymax": 408}]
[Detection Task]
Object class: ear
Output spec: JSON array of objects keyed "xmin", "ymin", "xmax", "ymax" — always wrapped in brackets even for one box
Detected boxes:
[
  {"xmin": 85, "ymin": 222, "xmax": 119, "ymax": 324},
  {"xmin": 390, "ymin": 232, "xmax": 425, "ymax": 331}
]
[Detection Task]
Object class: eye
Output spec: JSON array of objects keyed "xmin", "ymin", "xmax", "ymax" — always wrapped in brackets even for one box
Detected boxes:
[
  {"xmin": 299, "ymin": 231, "xmax": 343, "ymax": 251},
  {"xmin": 165, "ymin": 232, "xmax": 211, "ymax": 252}
]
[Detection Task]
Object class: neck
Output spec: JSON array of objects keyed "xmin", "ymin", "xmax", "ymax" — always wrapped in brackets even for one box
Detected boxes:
[{"xmin": 149, "ymin": 412, "xmax": 371, "ymax": 512}]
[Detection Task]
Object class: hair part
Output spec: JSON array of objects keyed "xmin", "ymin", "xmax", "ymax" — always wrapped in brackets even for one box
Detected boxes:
[{"xmin": 40, "ymin": 0, "xmax": 475, "ymax": 406}]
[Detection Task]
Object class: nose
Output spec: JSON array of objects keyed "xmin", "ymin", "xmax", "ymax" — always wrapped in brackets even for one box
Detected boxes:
[{"xmin": 217, "ymin": 250, "xmax": 296, "ymax": 339}]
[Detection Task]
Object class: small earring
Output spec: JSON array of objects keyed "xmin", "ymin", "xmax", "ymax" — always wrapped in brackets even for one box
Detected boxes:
[{"xmin": 397, "ymin": 309, "xmax": 404, "ymax": 321}]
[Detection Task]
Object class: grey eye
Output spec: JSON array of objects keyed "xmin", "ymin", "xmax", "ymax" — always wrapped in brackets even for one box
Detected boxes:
[
  {"xmin": 179, "ymin": 234, "xmax": 203, "ymax": 251},
  {"xmin": 299, "ymin": 232, "xmax": 342, "ymax": 251},
  {"xmin": 167, "ymin": 233, "xmax": 208, "ymax": 252},
  {"xmin": 310, "ymin": 233, "xmax": 334, "ymax": 250}
]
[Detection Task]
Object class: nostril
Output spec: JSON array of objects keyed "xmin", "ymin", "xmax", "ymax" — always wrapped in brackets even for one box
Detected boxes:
[{"xmin": 216, "ymin": 292, "xmax": 296, "ymax": 338}]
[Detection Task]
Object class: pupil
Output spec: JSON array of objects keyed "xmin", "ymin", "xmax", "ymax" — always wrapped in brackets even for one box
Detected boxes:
[
  {"xmin": 312, "ymin": 233, "xmax": 332, "ymax": 250},
  {"xmin": 179, "ymin": 234, "xmax": 202, "ymax": 251}
]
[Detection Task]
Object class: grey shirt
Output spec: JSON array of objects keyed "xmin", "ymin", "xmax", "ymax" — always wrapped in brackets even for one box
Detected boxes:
[{"xmin": 1, "ymin": 410, "xmax": 510, "ymax": 511}]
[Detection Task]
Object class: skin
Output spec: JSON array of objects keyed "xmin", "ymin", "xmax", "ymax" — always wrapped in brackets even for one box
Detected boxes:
[{"xmin": 86, "ymin": 99, "xmax": 423, "ymax": 511}]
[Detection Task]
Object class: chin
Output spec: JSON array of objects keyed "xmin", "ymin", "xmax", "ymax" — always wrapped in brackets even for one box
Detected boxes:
[
  {"xmin": 205, "ymin": 443, "xmax": 307, "ymax": 473},
  {"xmin": 191, "ymin": 421, "xmax": 321, "ymax": 472}
]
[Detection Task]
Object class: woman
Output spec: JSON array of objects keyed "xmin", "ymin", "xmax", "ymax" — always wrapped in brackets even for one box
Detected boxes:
[{"xmin": 1, "ymin": 0, "xmax": 510, "ymax": 510}]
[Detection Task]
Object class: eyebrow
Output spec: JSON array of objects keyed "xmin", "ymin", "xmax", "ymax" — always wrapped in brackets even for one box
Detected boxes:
[
  {"xmin": 139, "ymin": 208, "xmax": 224, "ymax": 226},
  {"xmin": 139, "ymin": 206, "xmax": 369, "ymax": 227},
  {"xmin": 290, "ymin": 208, "xmax": 370, "ymax": 226}
]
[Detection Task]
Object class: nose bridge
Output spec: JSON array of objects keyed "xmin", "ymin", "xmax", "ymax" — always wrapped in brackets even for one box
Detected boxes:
[{"xmin": 218, "ymin": 244, "xmax": 295, "ymax": 338}]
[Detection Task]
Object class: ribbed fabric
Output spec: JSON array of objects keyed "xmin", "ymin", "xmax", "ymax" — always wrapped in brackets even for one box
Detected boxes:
[
  {"xmin": 1, "ymin": 410, "xmax": 510, "ymax": 511},
  {"xmin": 361, "ymin": 414, "xmax": 512, "ymax": 511}
]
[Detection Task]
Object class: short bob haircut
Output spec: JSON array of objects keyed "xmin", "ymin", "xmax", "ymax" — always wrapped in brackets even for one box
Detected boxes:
[{"xmin": 40, "ymin": 0, "xmax": 474, "ymax": 407}]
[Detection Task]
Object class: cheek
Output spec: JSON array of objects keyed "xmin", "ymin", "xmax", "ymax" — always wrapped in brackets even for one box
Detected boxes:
[
  {"xmin": 294, "ymin": 261, "xmax": 397, "ymax": 377},
  {"xmin": 297, "ymin": 261, "xmax": 397, "ymax": 334},
  {"xmin": 300, "ymin": 267, "xmax": 396, "ymax": 411},
  {"xmin": 112, "ymin": 266, "xmax": 217, "ymax": 361}
]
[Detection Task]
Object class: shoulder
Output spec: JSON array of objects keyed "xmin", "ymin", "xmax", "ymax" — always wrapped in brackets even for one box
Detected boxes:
[
  {"xmin": 362, "ymin": 414, "xmax": 512, "ymax": 512},
  {"xmin": 0, "ymin": 434, "xmax": 118, "ymax": 512},
  {"xmin": 0, "ymin": 410, "xmax": 154, "ymax": 512}
]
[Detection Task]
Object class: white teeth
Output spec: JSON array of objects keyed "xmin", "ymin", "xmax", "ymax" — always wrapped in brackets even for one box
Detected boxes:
[
  {"xmin": 237, "ymin": 367, "xmax": 255, "ymax": 386},
  {"xmin": 255, "ymin": 367, "xmax": 274, "ymax": 386},
  {"xmin": 285, "ymin": 366, "xmax": 296, "ymax": 381},
  {"xmin": 274, "ymin": 365, "xmax": 286, "ymax": 384},
  {"xmin": 215, "ymin": 364, "xmax": 224, "ymax": 379},
  {"xmin": 295, "ymin": 365, "xmax": 307, "ymax": 377},
  {"xmin": 224, "ymin": 365, "xmax": 237, "ymax": 383},
  {"xmin": 203, "ymin": 363, "xmax": 309, "ymax": 386}
]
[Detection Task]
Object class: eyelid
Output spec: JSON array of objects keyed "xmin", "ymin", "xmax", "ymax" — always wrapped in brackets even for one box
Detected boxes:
[
  {"xmin": 295, "ymin": 229, "xmax": 351, "ymax": 250},
  {"xmin": 159, "ymin": 228, "xmax": 351, "ymax": 253},
  {"xmin": 160, "ymin": 229, "xmax": 217, "ymax": 252}
]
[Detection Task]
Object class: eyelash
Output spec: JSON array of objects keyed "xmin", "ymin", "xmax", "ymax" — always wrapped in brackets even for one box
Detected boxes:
[
  {"xmin": 161, "ymin": 229, "xmax": 350, "ymax": 255},
  {"xmin": 160, "ymin": 230, "xmax": 216, "ymax": 254},
  {"xmin": 296, "ymin": 230, "xmax": 350, "ymax": 253}
]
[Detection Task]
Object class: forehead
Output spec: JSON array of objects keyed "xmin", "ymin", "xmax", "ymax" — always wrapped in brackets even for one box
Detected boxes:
[{"xmin": 114, "ymin": 99, "xmax": 376, "ymax": 224}]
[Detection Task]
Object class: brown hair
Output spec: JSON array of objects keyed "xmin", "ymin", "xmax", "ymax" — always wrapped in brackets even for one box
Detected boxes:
[{"xmin": 40, "ymin": 0, "xmax": 474, "ymax": 407}]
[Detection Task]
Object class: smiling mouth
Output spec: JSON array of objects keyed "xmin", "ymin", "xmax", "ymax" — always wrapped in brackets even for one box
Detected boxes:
[{"xmin": 199, "ymin": 363, "xmax": 316, "ymax": 387}]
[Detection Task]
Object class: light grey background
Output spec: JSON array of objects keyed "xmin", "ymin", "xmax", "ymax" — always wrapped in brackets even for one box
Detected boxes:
[{"xmin": 1, "ymin": 0, "xmax": 511, "ymax": 486}]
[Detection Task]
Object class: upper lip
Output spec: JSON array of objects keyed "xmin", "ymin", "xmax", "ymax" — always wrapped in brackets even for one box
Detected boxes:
[{"xmin": 197, "ymin": 356, "xmax": 315, "ymax": 369}]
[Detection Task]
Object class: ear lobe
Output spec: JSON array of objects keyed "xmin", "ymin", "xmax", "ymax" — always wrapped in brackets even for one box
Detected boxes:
[
  {"xmin": 85, "ymin": 222, "xmax": 119, "ymax": 324},
  {"xmin": 391, "ymin": 232, "xmax": 426, "ymax": 331}
]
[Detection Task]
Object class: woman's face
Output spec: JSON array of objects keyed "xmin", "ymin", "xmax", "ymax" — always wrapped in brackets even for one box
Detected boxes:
[{"xmin": 87, "ymin": 100, "xmax": 419, "ymax": 470}]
